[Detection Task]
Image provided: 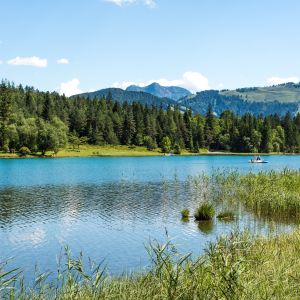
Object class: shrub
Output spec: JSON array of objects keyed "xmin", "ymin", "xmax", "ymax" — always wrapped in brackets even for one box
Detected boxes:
[
  {"xmin": 161, "ymin": 136, "xmax": 172, "ymax": 153},
  {"xmin": 19, "ymin": 146, "xmax": 31, "ymax": 157},
  {"xmin": 174, "ymin": 144, "xmax": 181, "ymax": 155},
  {"xmin": 194, "ymin": 203, "xmax": 215, "ymax": 221},
  {"xmin": 2, "ymin": 145, "xmax": 9, "ymax": 153},
  {"xmin": 144, "ymin": 136, "xmax": 157, "ymax": 151},
  {"xmin": 181, "ymin": 208, "xmax": 190, "ymax": 218}
]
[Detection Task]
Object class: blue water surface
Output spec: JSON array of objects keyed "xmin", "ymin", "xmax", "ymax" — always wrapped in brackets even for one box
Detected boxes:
[{"xmin": 0, "ymin": 155, "xmax": 299, "ymax": 281}]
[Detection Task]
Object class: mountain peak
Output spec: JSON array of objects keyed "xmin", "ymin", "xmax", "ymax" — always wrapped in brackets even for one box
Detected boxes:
[{"xmin": 126, "ymin": 82, "xmax": 191, "ymax": 101}]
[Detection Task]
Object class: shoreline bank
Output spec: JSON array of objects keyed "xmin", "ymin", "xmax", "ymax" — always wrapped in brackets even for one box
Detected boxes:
[{"xmin": 0, "ymin": 145, "xmax": 299, "ymax": 159}]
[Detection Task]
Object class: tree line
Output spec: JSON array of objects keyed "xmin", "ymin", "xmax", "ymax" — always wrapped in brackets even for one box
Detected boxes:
[{"xmin": 1, "ymin": 80, "xmax": 300, "ymax": 155}]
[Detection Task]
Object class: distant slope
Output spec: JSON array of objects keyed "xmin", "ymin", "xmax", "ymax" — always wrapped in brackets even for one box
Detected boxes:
[
  {"xmin": 77, "ymin": 82, "xmax": 300, "ymax": 116},
  {"xmin": 180, "ymin": 90, "xmax": 300, "ymax": 116},
  {"xmin": 126, "ymin": 82, "xmax": 191, "ymax": 101},
  {"xmin": 77, "ymin": 88, "xmax": 176, "ymax": 109},
  {"xmin": 220, "ymin": 82, "xmax": 300, "ymax": 103}
]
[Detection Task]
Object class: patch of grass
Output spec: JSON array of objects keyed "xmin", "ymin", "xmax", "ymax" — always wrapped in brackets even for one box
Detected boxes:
[
  {"xmin": 214, "ymin": 169, "xmax": 300, "ymax": 220},
  {"xmin": 2, "ymin": 232, "xmax": 300, "ymax": 299},
  {"xmin": 194, "ymin": 203, "xmax": 215, "ymax": 221},
  {"xmin": 58, "ymin": 145, "xmax": 163, "ymax": 157},
  {"xmin": 217, "ymin": 210, "xmax": 235, "ymax": 221},
  {"xmin": 181, "ymin": 208, "xmax": 190, "ymax": 218}
]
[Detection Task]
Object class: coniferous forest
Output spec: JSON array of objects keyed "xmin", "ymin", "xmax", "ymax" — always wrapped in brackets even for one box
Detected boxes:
[{"xmin": 1, "ymin": 80, "xmax": 300, "ymax": 155}]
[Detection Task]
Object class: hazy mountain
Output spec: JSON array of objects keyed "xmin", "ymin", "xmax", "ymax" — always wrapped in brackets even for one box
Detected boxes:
[
  {"xmin": 126, "ymin": 82, "xmax": 191, "ymax": 101},
  {"xmin": 77, "ymin": 88, "xmax": 176, "ymax": 109}
]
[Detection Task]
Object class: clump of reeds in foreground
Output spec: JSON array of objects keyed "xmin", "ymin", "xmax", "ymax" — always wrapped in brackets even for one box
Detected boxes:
[
  {"xmin": 194, "ymin": 203, "xmax": 215, "ymax": 220},
  {"xmin": 2, "ymin": 231, "xmax": 300, "ymax": 299}
]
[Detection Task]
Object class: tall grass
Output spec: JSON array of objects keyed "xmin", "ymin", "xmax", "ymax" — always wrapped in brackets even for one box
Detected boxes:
[
  {"xmin": 2, "ymin": 232, "xmax": 300, "ymax": 299},
  {"xmin": 212, "ymin": 169, "xmax": 300, "ymax": 220},
  {"xmin": 194, "ymin": 203, "xmax": 215, "ymax": 220}
]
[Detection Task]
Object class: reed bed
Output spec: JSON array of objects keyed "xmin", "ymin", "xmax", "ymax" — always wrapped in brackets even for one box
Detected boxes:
[
  {"xmin": 2, "ymin": 231, "xmax": 300, "ymax": 299},
  {"xmin": 214, "ymin": 169, "xmax": 300, "ymax": 220}
]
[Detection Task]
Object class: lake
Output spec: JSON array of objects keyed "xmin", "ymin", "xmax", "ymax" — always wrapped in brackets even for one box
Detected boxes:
[{"xmin": 0, "ymin": 155, "xmax": 300, "ymax": 280}]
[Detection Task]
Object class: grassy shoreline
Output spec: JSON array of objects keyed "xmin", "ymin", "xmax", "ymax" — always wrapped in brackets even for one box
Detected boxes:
[
  {"xmin": 0, "ymin": 144, "xmax": 299, "ymax": 159},
  {"xmin": 2, "ymin": 231, "xmax": 300, "ymax": 299}
]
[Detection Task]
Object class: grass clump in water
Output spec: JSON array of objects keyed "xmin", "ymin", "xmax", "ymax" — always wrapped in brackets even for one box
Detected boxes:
[
  {"xmin": 181, "ymin": 208, "xmax": 190, "ymax": 219},
  {"xmin": 217, "ymin": 210, "xmax": 235, "ymax": 221},
  {"xmin": 194, "ymin": 203, "xmax": 215, "ymax": 221}
]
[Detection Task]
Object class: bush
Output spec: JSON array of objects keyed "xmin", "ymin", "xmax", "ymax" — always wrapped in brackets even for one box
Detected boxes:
[
  {"xmin": 174, "ymin": 144, "xmax": 181, "ymax": 155},
  {"xmin": 181, "ymin": 208, "xmax": 190, "ymax": 218},
  {"xmin": 2, "ymin": 145, "xmax": 9, "ymax": 153},
  {"xmin": 161, "ymin": 136, "xmax": 172, "ymax": 153},
  {"xmin": 144, "ymin": 136, "xmax": 157, "ymax": 151},
  {"xmin": 194, "ymin": 203, "xmax": 215, "ymax": 221},
  {"xmin": 19, "ymin": 146, "xmax": 31, "ymax": 157}
]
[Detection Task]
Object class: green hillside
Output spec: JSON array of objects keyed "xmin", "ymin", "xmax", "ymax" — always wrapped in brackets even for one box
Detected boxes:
[{"xmin": 220, "ymin": 82, "xmax": 300, "ymax": 103}]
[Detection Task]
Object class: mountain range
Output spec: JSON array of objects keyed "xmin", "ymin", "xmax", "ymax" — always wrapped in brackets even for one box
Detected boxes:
[
  {"xmin": 76, "ymin": 82, "xmax": 300, "ymax": 116},
  {"xmin": 126, "ymin": 82, "xmax": 191, "ymax": 101}
]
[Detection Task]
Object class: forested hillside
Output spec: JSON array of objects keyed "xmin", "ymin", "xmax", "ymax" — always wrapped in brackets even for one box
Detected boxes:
[
  {"xmin": 1, "ymin": 80, "xmax": 300, "ymax": 155},
  {"xmin": 80, "ymin": 83, "xmax": 300, "ymax": 117},
  {"xmin": 77, "ymin": 87, "xmax": 176, "ymax": 108},
  {"xmin": 179, "ymin": 90, "xmax": 300, "ymax": 116}
]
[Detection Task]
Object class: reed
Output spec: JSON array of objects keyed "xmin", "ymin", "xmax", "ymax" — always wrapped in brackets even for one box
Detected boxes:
[
  {"xmin": 214, "ymin": 169, "xmax": 300, "ymax": 220},
  {"xmin": 181, "ymin": 208, "xmax": 190, "ymax": 218},
  {"xmin": 2, "ymin": 231, "xmax": 300, "ymax": 299},
  {"xmin": 194, "ymin": 203, "xmax": 215, "ymax": 221}
]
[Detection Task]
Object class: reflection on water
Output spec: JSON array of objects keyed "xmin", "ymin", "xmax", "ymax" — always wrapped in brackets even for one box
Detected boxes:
[
  {"xmin": 197, "ymin": 221, "xmax": 215, "ymax": 235},
  {"xmin": 0, "ymin": 179, "xmax": 295, "ymax": 281}
]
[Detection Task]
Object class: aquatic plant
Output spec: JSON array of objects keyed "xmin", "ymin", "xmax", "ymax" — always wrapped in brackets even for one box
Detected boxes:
[
  {"xmin": 2, "ymin": 231, "xmax": 300, "ymax": 299},
  {"xmin": 217, "ymin": 210, "xmax": 235, "ymax": 220},
  {"xmin": 212, "ymin": 169, "xmax": 300, "ymax": 220},
  {"xmin": 194, "ymin": 203, "xmax": 215, "ymax": 221},
  {"xmin": 181, "ymin": 208, "xmax": 190, "ymax": 218}
]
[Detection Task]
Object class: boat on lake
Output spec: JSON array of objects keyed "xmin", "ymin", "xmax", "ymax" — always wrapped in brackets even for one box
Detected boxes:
[{"xmin": 249, "ymin": 156, "xmax": 268, "ymax": 163}]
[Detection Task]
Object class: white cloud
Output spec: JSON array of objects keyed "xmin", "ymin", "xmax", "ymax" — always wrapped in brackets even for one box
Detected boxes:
[
  {"xmin": 7, "ymin": 56, "xmax": 48, "ymax": 68},
  {"xmin": 9, "ymin": 227, "xmax": 46, "ymax": 246},
  {"xmin": 113, "ymin": 81, "xmax": 138, "ymax": 89},
  {"xmin": 105, "ymin": 0, "xmax": 155, "ymax": 7},
  {"xmin": 112, "ymin": 71, "xmax": 210, "ymax": 92},
  {"xmin": 144, "ymin": 0, "xmax": 155, "ymax": 8},
  {"xmin": 56, "ymin": 78, "xmax": 82, "ymax": 97},
  {"xmin": 0, "ymin": 60, "xmax": 3, "ymax": 65},
  {"xmin": 267, "ymin": 76, "xmax": 299, "ymax": 85},
  {"xmin": 57, "ymin": 58, "xmax": 70, "ymax": 65}
]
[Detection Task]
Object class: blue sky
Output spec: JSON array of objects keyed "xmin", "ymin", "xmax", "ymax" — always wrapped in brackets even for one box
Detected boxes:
[{"xmin": 1, "ymin": 0, "xmax": 300, "ymax": 96}]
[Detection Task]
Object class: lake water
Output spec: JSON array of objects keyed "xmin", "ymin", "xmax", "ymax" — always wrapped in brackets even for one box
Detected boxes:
[{"xmin": 0, "ymin": 155, "xmax": 300, "ymax": 280}]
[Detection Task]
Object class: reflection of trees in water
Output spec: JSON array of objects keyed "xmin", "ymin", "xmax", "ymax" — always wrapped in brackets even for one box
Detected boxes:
[
  {"xmin": 197, "ymin": 220, "xmax": 214, "ymax": 235},
  {"xmin": 0, "ymin": 181, "xmax": 201, "ymax": 228}
]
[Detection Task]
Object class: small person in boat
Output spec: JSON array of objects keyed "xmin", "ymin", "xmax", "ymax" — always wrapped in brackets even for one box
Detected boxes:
[{"xmin": 250, "ymin": 156, "xmax": 261, "ymax": 163}]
